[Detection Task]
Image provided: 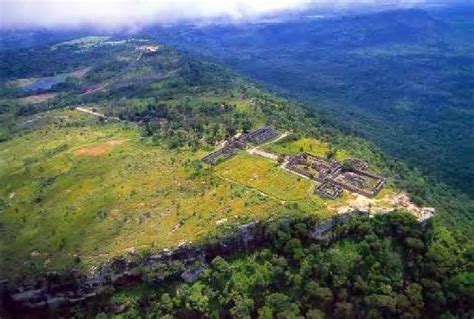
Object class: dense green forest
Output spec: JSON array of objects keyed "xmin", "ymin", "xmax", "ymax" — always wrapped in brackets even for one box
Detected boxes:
[
  {"xmin": 95, "ymin": 213, "xmax": 473, "ymax": 318},
  {"xmin": 150, "ymin": 7, "xmax": 474, "ymax": 197}
]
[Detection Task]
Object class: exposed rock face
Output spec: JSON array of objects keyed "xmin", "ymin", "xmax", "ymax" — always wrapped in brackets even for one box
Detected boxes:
[
  {"xmin": 1, "ymin": 271, "xmax": 107, "ymax": 318},
  {"xmin": 181, "ymin": 264, "xmax": 208, "ymax": 283},
  {"xmin": 0, "ymin": 211, "xmax": 429, "ymax": 317},
  {"xmin": 310, "ymin": 211, "xmax": 369, "ymax": 240},
  {"xmin": 0, "ymin": 220, "xmax": 267, "ymax": 317}
]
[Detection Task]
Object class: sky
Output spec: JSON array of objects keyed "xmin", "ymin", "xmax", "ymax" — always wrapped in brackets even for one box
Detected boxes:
[{"xmin": 0, "ymin": 0, "xmax": 455, "ymax": 30}]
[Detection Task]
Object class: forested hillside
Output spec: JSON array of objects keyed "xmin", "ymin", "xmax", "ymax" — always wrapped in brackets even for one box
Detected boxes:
[
  {"xmin": 151, "ymin": 6, "xmax": 474, "ymax": 197},
  {"xmin": 95, "ymin": 213, "xmax": 472, "ymax": 318},
  {"xmin": 0, "ymin": 34, "xmax": 472, "ymax": 318}
]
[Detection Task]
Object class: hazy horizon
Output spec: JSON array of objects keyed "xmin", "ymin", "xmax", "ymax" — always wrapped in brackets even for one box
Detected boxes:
[{"xmin": 0, "ymin": 0, "xmax": 465, "ymax": 30}]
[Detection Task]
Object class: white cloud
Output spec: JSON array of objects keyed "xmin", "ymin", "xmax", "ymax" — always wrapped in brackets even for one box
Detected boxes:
[{"xmin": 0, "ymin": 0, "xmax": 443, "ymax": 29}]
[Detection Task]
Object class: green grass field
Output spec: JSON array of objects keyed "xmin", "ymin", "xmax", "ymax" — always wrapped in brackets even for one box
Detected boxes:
[
  {"xmin": 263, "ymin": 137, "xmax": 348, "ymax": 162},
  {"xmin": 214, "ymin": 152, "xmax": 353, "ymax": 217},
  {"xmin": 216, "ymin": 153, "xmax": 314, "ymax": 201},
  {"xmin": 264, "ymin": 137, "xmax": 330, "ymax": 156},
  {"xmin": 0, "ymin": 109, "xmax": 408, "ymax": 278},
  {"xmin": 0, "ymin": 110, "xmax": 295, "ymax": 277}
]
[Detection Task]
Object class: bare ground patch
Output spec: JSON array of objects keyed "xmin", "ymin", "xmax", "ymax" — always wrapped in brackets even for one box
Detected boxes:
[
  {"xmin": 327, "ymin": 192, "xmax": 435, "ymax": 221},
  {"xmin": 74, "ymin": 139, "xmax": 126, "ymax": 156}
]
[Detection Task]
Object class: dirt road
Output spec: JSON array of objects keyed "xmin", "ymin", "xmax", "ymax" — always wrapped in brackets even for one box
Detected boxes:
[{"xmin": 76, "ymin": 107, "xmax": 120, "ymax": 121}]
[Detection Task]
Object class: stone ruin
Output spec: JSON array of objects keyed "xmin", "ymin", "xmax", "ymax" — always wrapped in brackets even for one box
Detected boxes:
[
  {"xmin": 202, "ymin": 134, "xmax": 248, "ymax": 165},
  {"xmin": 315, "ymin": 182, "xmax": 343, "ymax": 200},
  {"xmin": 202, "ymin": 145, "xmax": 238, "ymax": 166},
  {"xmin": 201, "ymin": 126, "xmax": 384, "ymax": 198},
  {"xmin": 202, "ymin": 126, "xmax": 278, "ymax": 166},
  {"xmin": 287, "ymin": 153, "xmax": 342, "ymax": 182},
  {"xmin": 346, "ymin": 159, "xmax": 369, "ymax": 171},
  {"xmin": 247, "ymin": 126, "xmax": 278, "ymax": 145},
  {"xmin": 286, "ymin": 153, "xmax": 385, "ymax": 199},
  {"xmin": 333, "ymin": 170, "xmax": 385, "ymax": 198}
]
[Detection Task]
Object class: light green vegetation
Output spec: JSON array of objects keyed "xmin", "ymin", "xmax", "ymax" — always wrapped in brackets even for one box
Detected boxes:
[
  {"xmin": 225, "ymin": 99, "xmax": 267, "ymax": 128},
  {"xmin": 0, "ymin": 110, "xmax": 304, "ymax": 278},
  {"xmin": 216, "ymin": 153, "xmax": 314, "ymax": 201},
  {"xmin": 0, "ymin": 109, "xmax": 357, "ymax": 278},
  {"xmin": 6, "ymin": 77, "xmax": 37, "ymax": 88},
  {"xmin": 264, "ymin": 137, "xmax": 330, "ymax": 157},
  {"xmin": 215, "ymin": 152, "xmax": 350, "ymax": 215},
  {"xmin": 264, "ymin": 136, "xmax": 348, "ymax": 161}
]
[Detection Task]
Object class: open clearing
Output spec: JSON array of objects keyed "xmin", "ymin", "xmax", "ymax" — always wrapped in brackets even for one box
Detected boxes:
[
  {"xmin": 264, "ymin": 137, "xmax": 330, "ymax": 157},
  {"xmin": 216, "ymin": 153, "xmax": 313, "ymax": 201},
  {"xmin": 0, "ymin": 110, "xmax": 286, "ymax": 278},
  {"xmin": 264, "ymin": 136, "xmax": 348, "ymax": 162},
  {"xmin": 0, "ymin": 110, "xmax": 417, "ymax": 279},
  {"xmin": 74, "ymin": 139, "xmax": 127, "ymax": 156}
]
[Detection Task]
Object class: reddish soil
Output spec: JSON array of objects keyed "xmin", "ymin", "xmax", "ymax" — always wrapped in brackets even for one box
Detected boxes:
[{"xmin": 74, "ymin": 140, "xmax": 126, "ymax": 156}]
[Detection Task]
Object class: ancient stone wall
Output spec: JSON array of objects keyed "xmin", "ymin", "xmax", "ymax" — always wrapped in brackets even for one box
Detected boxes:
[{"xmin": 286, "ymin": 153, "xmax": 386, "ymax": 199}]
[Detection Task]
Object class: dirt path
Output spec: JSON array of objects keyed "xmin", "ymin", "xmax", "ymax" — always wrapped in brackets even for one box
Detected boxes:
[
  {"xmin": 76, "ymin": 107, "xmax": 120, "ymax": 121},
  {"xmin": 246, "ymin": 131, "xmax": 290, "ymax": 161},
  {"xmin": 263, "ymin": 131, "xmax": 290, "ymax": 146},
  {"xmin": 247, "ymin": 148, "xmax": 279, "ymax": 161}
]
